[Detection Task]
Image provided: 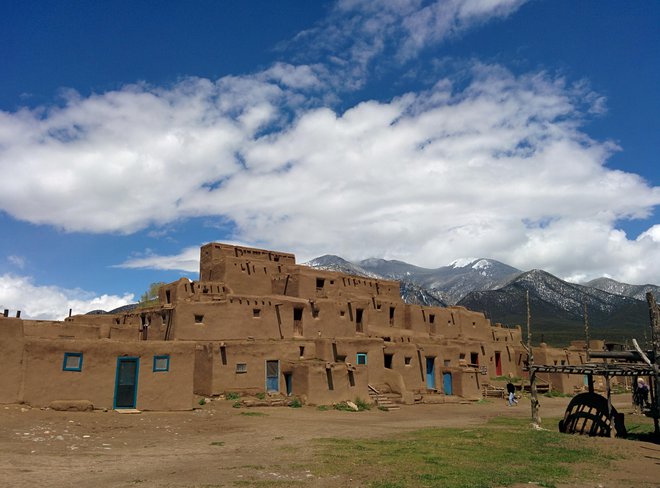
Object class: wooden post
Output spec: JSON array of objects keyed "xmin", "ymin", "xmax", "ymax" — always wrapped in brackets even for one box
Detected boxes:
[
  {"xmin": 605, "ymin": 374, "xmax": 613, "ymax": 437},
  {"xmin": 526, "ymin": 291, "xmax": 541, "ymax": 427},
  {"xmin": 584, "ymin": 303, "xmax": 590, "ymax": 362}
]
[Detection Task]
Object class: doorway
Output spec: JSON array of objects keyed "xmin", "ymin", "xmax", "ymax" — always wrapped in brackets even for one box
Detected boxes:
[
  {"xmin": 284, "ymin": 372, "xmax": 293, "ymax": 396},
  {"xmin": 266, "ymin": 360, "xmax": 280, "ymax": 393},
  {"xmin": 495, "ymin": 351, "xmax": 502, "ymax": 376},
  {"xmin": 426, "ymin": 357, "xmax": 436, "ymax": 390},
  {"xmin": 443, "ymin": 372, "xmax": 453, "ymax": 395},
  {"xmin": 114, "ymin": 357, "xmax": 139, "ymax": 409}
]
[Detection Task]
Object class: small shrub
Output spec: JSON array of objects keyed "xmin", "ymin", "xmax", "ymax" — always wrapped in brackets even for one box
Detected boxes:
[
  {"xmin": 256, "ymin": 392, "xmax": 266, "ymax": 400},
  {"xmin": 232, "ymin": 401, "xmax": 242, "ymax": 408},
  {"xmin": 354, "ymin": 397, "xmax": 371, "ymax": 411},
  {"xmin": 210, "ymin": 441, "xmax": 224, "ymax": 446},
  {"xmin": 317, "ymin": 405, "xmax": 331, "ymax": 411},
  {"xmin": 240, "ymin": 411, "xmax": 267, "ymax": 417},
  {"xmin": 226, "ymin": 392, "xmax": 240, "ymax": 401},
  {"xmin": 198, "ymin": 398, "xmax": 206, "ymax": 406},
  {"xmin": 289, "ymin": 397, "xmax": 302, "ymax": 408}
]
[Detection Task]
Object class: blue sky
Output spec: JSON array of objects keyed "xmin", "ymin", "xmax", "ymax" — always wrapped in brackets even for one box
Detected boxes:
[{"xmin": 1, "ymin": 0, "xmax": 659, "ymax": 319}]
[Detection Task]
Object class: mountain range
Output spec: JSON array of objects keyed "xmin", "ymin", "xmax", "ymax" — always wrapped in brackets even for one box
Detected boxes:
[{"xmin": 305, "ymin": 255, "xmax": 660, "ymax": 345}]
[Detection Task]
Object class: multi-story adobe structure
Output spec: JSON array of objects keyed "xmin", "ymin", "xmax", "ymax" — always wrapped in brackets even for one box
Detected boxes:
[{"xmin": 0, "ymin": 242, "xmax": 592, "ymax": 411}]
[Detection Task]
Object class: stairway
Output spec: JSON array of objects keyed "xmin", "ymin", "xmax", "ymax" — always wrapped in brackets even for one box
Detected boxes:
[{"xmin": 368, "ymin": 385, "xmax": 401, "ymax": 411}]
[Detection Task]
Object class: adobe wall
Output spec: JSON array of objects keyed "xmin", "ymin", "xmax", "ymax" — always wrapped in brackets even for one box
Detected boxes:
[
  {"xmin": 204, "ymin": 339, "xmax": 345, "ymax": 397},
  {"xmin": 21, "ymin": 339, "xmax": 195, "ymax": 410},
  {"xmin": 302, "ymin": 361, "xmax": 370, "ymax": 405},
  {"xmin": 0, "ymin": 318, "xmax": 25, "ymax": 404}
]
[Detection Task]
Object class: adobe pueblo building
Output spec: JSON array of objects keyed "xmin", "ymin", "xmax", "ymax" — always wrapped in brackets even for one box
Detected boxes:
[{"xmin": 0, "ymin": 243, "xmax": 592, "ymax": 411}]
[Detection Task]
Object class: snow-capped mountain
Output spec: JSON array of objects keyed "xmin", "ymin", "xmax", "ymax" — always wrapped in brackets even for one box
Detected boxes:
[
  {"xmin": 304, "ymin": 255, "xmax": 379, "ymax": 279},
  {"xmin": 585, "ymin": 277, "xmax": 660, "ymax": 302},
  {"xmin": 458, "ymin": 269, "xmax": 648, "ymax": 342},
  {"xmin": 357, "ymin": 257, "xmax": 521, "ymax": 304}
]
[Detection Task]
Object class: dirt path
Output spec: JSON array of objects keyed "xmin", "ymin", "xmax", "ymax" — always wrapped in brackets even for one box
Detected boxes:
[{"xmin": 1, "ymin": 394, "xmax": 658, "ymax": 488}]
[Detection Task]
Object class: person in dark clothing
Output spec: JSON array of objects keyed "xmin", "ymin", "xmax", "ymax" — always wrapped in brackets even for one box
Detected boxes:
[{"xmin": 506, "ymin": 381, "xmax": 518, "ymax": 406}]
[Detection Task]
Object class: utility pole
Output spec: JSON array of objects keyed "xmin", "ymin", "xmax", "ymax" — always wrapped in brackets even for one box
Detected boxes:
[{"xmin": 647, "ymin": 292, "xmax": 660, "ymax": 436}]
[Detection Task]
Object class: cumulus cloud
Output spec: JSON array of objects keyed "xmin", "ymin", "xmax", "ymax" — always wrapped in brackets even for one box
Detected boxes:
[
  {"xmin": 0, "ymin": 0, "xmax": 658, "ymax": 287},
  {"xmin": 0, "ymin": 274, "xmax": 134, "ymax": 320}
]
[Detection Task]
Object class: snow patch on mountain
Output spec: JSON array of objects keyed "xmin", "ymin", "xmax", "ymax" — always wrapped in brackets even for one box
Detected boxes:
[
  {"xmin": 449, "ymin": 257, "xmax": 478, "ymax": 268},
  {"xmin": 472, "ymin": 259, "xmax": 492, "ymax": 270}
]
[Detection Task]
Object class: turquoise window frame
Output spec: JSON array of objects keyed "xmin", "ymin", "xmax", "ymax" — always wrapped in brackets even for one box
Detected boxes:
[
  {"xmin": 63, "ymin": 352, "xmax": 83, "ymax": 372},
  {"xmin": 356, "ymin": 353, "xmax": 367, "ymax": 365},
  {"xmin": 153, "ymin": 355, "xmax": 170, "ymax": 372}
]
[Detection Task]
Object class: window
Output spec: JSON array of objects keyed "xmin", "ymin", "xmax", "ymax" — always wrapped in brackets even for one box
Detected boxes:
[
  {"xmin": 404, "ymin": 356, "xmax": 412, "ymax": 366},
  {"xmin": 356, "ymin": 353, "xmax": 367, "ymax": 365},
  {"xmin": 253, "ymin": 308, "xmax": 261, "ymax": 317},
  {"xmin": 236, "ymin": 363, "xmax": 247, "ymax": 373},
  {"xmin": 194, "ymin": 314, "xmax": 204, "ymax": 324},
  {"xmin": 153, "ymin": 355, "xmax": 170, "ymax": 372},
  {"xmin": 355, "ymin": 308, "xmax": 364, "ymax": 333},
  {"xmin": 316, "ymin": 278, "xmax": 325, "ymax": 289},
  {"xmin": 63, "ymin": 352, "xmax": 83, "ymax": 371}
]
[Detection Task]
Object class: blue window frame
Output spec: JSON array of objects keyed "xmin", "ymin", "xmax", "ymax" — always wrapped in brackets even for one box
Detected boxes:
[
  {"xmin": 63, "ymin": 352, "xmax": 83, "ymax": 371},
  {"xmin": 153, "ymin": 355, "xmax": 170, "ymax": 372},
  {"xmin": 356, "ymin": 353, "xmax": 367, "ymax": 365}
]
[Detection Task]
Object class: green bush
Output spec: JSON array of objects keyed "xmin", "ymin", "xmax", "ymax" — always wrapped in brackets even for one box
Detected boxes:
[
  {"xmin": 232, "ymin": 401, "xmax": 242, "ymax": 408},
  {"xmin": 256, "ymin": 392, "xmax": 266, "ymax": 400},
  {"xmin": 289, "ymin": 397, "xmax": 302, "ymax": 408},
  {"xmin": 354, "ymin": 397, "xmax": 371, "ymax": 411},
  {"xmin": 225, "ymin": 392, "xmax": 240, "ymax": 401}
]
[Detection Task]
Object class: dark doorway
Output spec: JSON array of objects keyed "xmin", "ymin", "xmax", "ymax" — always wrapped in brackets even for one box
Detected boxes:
[
  {"xmin": 293, "ymin": 308, "xmax": 303, "ymax": 336},
  {"xmin": 114, "ymin": 357, "xmax": 139, "ymax": 409}
]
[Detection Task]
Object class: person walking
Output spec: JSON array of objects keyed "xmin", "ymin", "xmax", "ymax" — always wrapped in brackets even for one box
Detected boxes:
[{"xmin": 506, "ymin": 380, "xmax": 518, "ymax": 406}]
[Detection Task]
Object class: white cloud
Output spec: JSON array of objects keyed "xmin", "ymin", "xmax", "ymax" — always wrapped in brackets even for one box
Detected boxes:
[
  {"xmin": 289, "ymin": 0, "xmax": 528, "ymax": 88},
  {"xmin": 118, "ymin": 246, "xmax": 200, "ymax": 272},
  {"xmin": 0, "ymin": 0, "xmax": 658, "ymax": 288},
  {"xmin": 0, "ymin": 274, "xmax": 134, "ymax": 320}
]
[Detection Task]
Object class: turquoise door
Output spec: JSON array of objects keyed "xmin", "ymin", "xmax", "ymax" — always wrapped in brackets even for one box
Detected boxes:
[
  {"xmin": 443, "ymin": 372, "xmax": 453, "ymax": 395},
  {"xmin": 266, "ymin": 360, "xmax": 279, "ymax": 392},
  {"xmin": 114, "ymin": 357, "xmax": 139, "ymax": 409},
  {"xmin": 426, "ymin": 357, "xmax": 436, "ymax": 389}
]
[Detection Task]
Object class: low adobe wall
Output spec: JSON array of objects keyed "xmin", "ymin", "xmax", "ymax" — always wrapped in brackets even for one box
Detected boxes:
[{"xmin": 21, "ymin": 339, "xmax": 196, "ymax": 410}]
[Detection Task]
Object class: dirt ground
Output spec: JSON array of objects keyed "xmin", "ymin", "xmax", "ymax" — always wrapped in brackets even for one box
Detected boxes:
[{"xmin": 1, "ymin": 394, "xmax": 658, "ymax": 488}]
